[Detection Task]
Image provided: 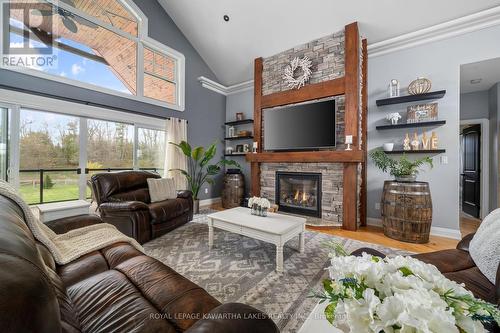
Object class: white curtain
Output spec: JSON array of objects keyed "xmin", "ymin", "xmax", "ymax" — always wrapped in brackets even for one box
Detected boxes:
[{"xmin": 164, "ymin": 117, "xmax": 188, "ymax": 190}]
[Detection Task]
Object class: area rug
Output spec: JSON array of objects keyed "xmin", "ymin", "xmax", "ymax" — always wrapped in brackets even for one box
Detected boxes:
[{"xmin": 143, "ymin": 210, "xmax": 410, "ymax": 332}]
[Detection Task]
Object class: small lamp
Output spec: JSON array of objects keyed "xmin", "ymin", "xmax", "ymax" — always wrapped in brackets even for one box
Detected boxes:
[{"xmin": 345, "ymin": 135, "xmax": 353, "ymax": 151}]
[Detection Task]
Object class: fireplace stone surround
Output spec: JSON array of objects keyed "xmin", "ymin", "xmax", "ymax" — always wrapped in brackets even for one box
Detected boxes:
[{"xmin": 261, "ymin": 163, "xmax": 343, "ymax": 225}]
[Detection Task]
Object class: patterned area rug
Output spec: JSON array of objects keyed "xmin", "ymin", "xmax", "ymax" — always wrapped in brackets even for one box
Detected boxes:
[{"xmin": 144, "ymin": 210, "xmax": 410, "ymax": 332}]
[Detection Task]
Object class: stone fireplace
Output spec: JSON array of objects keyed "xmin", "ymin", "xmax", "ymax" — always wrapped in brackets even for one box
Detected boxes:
[
  {"xmin": 261, "ymin": 163, "xmax": 343, "ymax": 225},
  {"xmin": 276, "ymin": 172, "xmax": 322, "ymax": 218}
]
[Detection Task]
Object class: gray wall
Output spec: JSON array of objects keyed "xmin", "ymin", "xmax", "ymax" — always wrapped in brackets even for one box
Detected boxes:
[
  {"xmin": 489, "ymin": 83, "xmax": 500, "ymax": 210},
  {"xmin": 225, "ymin": 89, "xmax": 254, "ymax": 195},
  {"xmin": 368, "ymin": 24, "xmax": 500, "ymax": 234},
  {"xmin": 460, "ymin": 90, "xmax": 490, "ymax": 120},
  {"xmin": 0, "ymin": 0, "xmax": 226, "ymax": 200}
]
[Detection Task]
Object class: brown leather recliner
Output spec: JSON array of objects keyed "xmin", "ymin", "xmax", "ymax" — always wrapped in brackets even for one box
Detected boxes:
[
  {"xmin": 0, "ymin": 195, "xmax": 278, "ymax": 333},
  {"xmin": 352, "ymin": 233, "xmax": 500, "ymax": 305},
  {"xmin": 90, "ymin": 171, "xmax": 193, "ymax": 244}
]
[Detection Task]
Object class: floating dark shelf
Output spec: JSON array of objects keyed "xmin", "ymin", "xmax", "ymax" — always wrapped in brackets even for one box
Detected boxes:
[
  {"xmin": 224, "ymin": 135, "xmax": 254, "ymax": 141},
  {"xmin": 376, "ymin": 90, "xmax": 446, "ymax": 106},
  {"xmin": 376, "ymin": 120, "xmax": 446, "ymax": 130},
  {"xmin": 224, "ymin": 153, "xmax": 248, "ymax": 157},
  {"xmin": 385, "ymin": 149, "xmax": 446, "ymax": 154},
  {"xmin": 225, "ymin": 119, "xmax": 254, "ymax": 126}
]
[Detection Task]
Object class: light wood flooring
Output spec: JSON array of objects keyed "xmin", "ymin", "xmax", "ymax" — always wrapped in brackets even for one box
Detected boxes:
[{"xmin": 207, "ymin": 203, "xmax": 467, "ymax": 254}]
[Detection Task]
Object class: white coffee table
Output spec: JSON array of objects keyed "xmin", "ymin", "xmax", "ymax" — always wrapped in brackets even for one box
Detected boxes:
[{"xmin": 207, "ymin": 207, "xmax": 306, "ymax": 273}]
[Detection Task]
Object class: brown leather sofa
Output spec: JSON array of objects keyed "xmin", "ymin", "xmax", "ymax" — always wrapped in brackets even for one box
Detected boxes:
[
  {"xmin": 353, "ymin": 233, "xmax": 499, "ymax": 305},
  {"xmin": 90, "ymin": 171, "xmax": 193, "ymax": 244},
  {"xmin": 0, "ymin": 195, "xmax": 278, "ymax": 333}
]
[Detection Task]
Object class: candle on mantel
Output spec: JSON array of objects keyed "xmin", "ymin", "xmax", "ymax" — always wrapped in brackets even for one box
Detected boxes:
[
  {"xmin": 345, "ymin": 135, "xmax": 353, "ymax": 151},
  {"xmin": 252, "ymin": 141, "xmax": 258, "ymax": 153}
]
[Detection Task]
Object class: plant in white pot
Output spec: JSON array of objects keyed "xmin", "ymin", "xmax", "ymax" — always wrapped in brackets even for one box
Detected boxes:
[
  {"xmin": 370, "ymin": 149, "xmax": 433, "ymax": 182},
  {"xmin": 169, "ymin": 141, "xmax": 240, "ymax": 213}
]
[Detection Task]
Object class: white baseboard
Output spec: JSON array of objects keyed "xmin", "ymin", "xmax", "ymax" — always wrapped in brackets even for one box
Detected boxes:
[
  {"xmin": 199, "ymin": 197, "xmax": 221, "ymax": 207},
  {"xmin": 366, "ymin": 218, "xmax": 462, "ymax": 240}
]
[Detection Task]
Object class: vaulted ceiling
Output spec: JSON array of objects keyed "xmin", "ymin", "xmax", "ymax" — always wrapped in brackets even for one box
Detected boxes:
[{"xmin": 158, "ymin": 0, "xmax": 500, "ymax": 86}]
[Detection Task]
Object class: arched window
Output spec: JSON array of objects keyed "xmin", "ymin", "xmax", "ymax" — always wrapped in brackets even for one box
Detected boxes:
[{"xmin": 0, "ymin": 0, "xmax": 185, "ymax": 111}]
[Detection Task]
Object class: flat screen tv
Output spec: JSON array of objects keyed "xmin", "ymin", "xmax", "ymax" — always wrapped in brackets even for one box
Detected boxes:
[{"xmin": 263, "ymin": 99, "xmax": 336, "ymax": 151}]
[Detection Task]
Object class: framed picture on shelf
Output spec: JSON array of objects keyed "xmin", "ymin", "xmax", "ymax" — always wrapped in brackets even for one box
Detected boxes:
[
  {"xmin": 236, "ymin": 112, "xmax": 244, "ymax": 121},
  {"xmin": 235, "ymin": 144, "xmax": 244, "ymax": 153},
  {"xmin": 407, "ymin": 103, "xmax": 438, "ymax": 123}
]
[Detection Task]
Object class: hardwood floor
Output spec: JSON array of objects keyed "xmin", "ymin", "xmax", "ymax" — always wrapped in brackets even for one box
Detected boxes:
[
  {"xmin": 307, "ymin": 225, "xmax": 458, "ymax": 254},
  {"xmin": 207, "ymin": 203, "xmax": 459, "ymax": 254},
  {"xmin": 460, "ymin": 213, "xmax": 481, "ymax": 237}
]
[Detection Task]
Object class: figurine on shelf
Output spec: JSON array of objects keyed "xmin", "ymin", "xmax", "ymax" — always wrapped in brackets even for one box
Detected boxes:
[
  {"xmin": 403, "ymin": 133, "xmax": 411, "ymax": 151},
  {"xmin": 386, "ymin": 112, "xmax": 402, "ymax": 125},
  {"xmin": 411, "ymin": 132, "xmax": 420, "ymax": 151},
  {"xmin": 431, "ymin": 132, "xmax": 438, "ymax": 150},
  {"xmin": 422, "ymin": 132, "xmax": 430, "ymax": 150},
  {"xmin": 389, "ymin": 79, "xmax": 400, "ymax": 98}
]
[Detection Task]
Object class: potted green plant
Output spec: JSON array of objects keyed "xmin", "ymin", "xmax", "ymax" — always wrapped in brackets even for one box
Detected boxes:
[
  {"xmin": 370, "ymin": 149, "xmax": 433, "ymax": 182},
  {"xmin": 170, "ymin": 141, "xmax": 240, "ymax": 213}
]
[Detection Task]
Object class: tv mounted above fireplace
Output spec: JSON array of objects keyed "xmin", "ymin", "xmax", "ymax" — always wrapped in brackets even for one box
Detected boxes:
[{"xmin": 263, "ymin": 99, "xmax": 336, "ymax": 151}]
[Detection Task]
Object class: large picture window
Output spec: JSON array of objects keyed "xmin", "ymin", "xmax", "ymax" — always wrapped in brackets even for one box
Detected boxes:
[
  {"xmin": 6, "ymin": 105, "xmax": 166, "ymax": 205},
  {"xmin": 1, "ymin": 0, "xmax": 185, "ymax": 111}
]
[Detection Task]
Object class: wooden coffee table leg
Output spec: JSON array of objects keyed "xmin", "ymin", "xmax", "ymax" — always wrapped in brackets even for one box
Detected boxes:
[
  {"xmin": 299, "ymin": 232, "xmax": 305, "ymax": 253},
  {"xmin": 208, "ymin": 219, "xmax": 214, "ymax": 248},
  {"xmin": 276, "ymin": 244, "xmax": 284, "ymax": 273}
]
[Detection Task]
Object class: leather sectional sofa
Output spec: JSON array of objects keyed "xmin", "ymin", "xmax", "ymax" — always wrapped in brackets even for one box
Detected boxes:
[
  {"xmin": 353, "ymin": 234, "xmax": 499, "ymax": 305},
  {"xmin": 90, "ymin": 171, "xmax": 193, "ymax": 244},
  {"xmin": 0, "ymin": 195, "xmax": 278, "ymax": 332}
]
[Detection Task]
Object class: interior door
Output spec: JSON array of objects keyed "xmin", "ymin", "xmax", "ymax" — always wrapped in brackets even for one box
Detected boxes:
[
  {"xmin": 0, "ymin": 107, "xmax": 8, "ymax": 181},
  {"xmin": 461, "ymin": 125, "xmax": 481, "ymax": 218}
]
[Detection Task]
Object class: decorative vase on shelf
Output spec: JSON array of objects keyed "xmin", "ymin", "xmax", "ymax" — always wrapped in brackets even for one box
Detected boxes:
[{"xmin": 408, "ymin": 77, "xmax": 432, "ymax": 95}]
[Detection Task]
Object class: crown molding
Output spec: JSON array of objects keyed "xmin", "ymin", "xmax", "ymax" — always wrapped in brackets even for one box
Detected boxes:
[
  {"xmin": 198, "ymin": 76, "xmax": 254, "ymax": 96},
  {"xmin": 368, "ymin": 6, "xmax": 500, "ymax": 57}
]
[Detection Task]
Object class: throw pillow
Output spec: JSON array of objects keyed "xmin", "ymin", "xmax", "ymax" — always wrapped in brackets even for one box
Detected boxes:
[
  {"xmin": 469, "ymin": 208, "xmax": 500, "ymax": 284},
  {"xmin": 147, "ymin": 178, "xmax": 177, "ymax": 203}
]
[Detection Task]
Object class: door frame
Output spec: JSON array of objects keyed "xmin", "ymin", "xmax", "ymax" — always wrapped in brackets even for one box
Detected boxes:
[{"xmin": 460, "ymin": 118, "xmax": 489, "ymax": 219}]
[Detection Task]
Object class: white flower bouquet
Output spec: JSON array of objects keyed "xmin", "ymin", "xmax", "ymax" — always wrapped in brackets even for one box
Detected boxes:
[
  {"xmin": 248, "ymin": 196, "xmax": 271, "ymax": 217},
  {"xmin": 312, "ymin": 243, "xmax": 500, "ymax": 332}
]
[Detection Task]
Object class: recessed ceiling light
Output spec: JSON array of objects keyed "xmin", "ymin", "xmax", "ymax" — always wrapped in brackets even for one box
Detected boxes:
[
  {"xmin": 223, "ymin": 15, "xmax": 230, "ymax": 22},
  {"xmin": 470, "ymin": 79, "xmax": 482, "ymax": 84}
]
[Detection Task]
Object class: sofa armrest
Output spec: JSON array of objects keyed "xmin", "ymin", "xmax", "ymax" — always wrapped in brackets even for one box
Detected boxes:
[
  {"xmin": 457, "ymin": 232, "xmax": 475, "ymax": 252},
  {"xmin": 185, "ymin": 303, "xmax": 278, "ymax": 333},
  {"xmin": 45, "ymin": 214, "xmax": 103, "ymax": 234},
  {"xmin": 177, "ymin": 190, "xmax": 193, "ymax": 199},
  {"xmin": 99, "ymin": 201, "xmax": 149, "ymax": 214},
  {"xmin": 351, "ymin": 247, "xmax": 387, "ymax": 258}
]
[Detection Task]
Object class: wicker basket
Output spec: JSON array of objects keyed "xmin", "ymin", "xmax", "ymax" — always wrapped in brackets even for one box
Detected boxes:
[{"xmin": 381, "ymin": 181, "xmax": 432, "ymax": 244}]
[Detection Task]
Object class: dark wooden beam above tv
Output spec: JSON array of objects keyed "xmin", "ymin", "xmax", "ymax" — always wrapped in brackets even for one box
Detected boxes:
[{"xmin": 261, "ymin": 78, "xmax": 345, "ymax": 109}]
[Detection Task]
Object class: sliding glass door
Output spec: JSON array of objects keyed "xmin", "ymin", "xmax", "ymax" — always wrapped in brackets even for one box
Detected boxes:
[{"xmin": 19, "ymin": 109, "xmax": 80, "ymax": 204}]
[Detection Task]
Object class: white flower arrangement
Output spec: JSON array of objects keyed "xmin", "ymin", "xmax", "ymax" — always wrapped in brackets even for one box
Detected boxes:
[
  {"xmin": 248, "ymin": 196, "xmax": 271, "ymax": 209},
  {"xmin": 312, "ymin": 243, "xmax": 500, "ymax": 333}
]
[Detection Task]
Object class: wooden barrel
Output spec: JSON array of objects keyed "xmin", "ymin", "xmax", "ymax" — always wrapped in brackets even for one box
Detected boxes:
[
  {"xmin": 381, "ymin": 181, "xmax": 432, "ymax": 244},
  {"xmin": 221, "ymin": 171, "xmax": 245, "ymax": 208}
]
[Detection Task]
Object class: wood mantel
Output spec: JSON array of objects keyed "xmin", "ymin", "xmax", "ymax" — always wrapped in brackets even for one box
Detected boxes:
[
  {"xmin": 251, "ymin": 22, "xmax": 366, "ymax": 231},
  {"xmin": 246, "ymin": 150, "xmax": 364, "ymax": 163}
]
